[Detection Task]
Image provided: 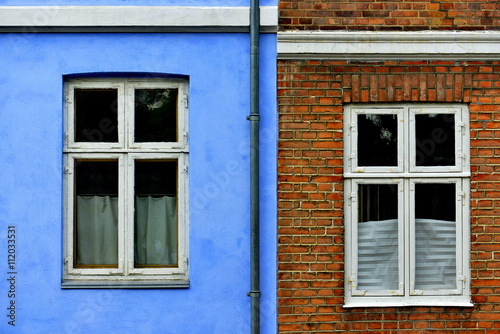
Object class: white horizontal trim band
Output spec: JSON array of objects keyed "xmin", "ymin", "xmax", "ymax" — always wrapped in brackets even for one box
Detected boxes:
[
  {"xmin": 344, "ymin": 173, "xmax": 471, "ymax": 179},
  {"xmin": 0, "ymin": 6, "xmax": 277, "ymax": 32},
  {"xmin": 278, "ymin": 31, "xmax": 500, "ymax": 60}
]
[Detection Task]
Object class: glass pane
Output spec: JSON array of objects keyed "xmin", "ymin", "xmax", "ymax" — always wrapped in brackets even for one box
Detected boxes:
[
  {"xmin": 75, "ymin": 89, "xmax": 118, "ymax": 142},
  {"xmin": 414, "ymin": 183, "xmax": 456, "ymax": 290},
  {"xmin": 415, "ymin": 114, "xmax": 455, "ymax": 166},
  {"xmin": 134, "ymin": 161, "xmax": 178, "ymax": 267},
  {"xmin": 135, "ymin": 89, "xmax": 178, "ymax": 142},
  {"xmin": 358, "ymin": 114, "xmax": 398, "ymax": 167},
  {"xmin": 357, "ymin": 184, "xmax": 399, "ymax": 291},
  {"xmin": 74, "ymin": 160, "xmax": 118, "ymax": 267}
]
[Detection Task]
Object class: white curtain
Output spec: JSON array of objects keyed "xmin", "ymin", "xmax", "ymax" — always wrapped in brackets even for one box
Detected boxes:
[
  {"xmin": 134, "ymin": 196, "xmax": 177, "ymax": 266},
  {"xmin": 76, "ymin": 196, "xmax": 118, "ymax": 265},
  {"xmin": 76, "ymin": 195, "xmax": 177, "ymax": 267},
  {"xmin": 357, "ymin": 218, "xmax": 456, "ymax": 291}
]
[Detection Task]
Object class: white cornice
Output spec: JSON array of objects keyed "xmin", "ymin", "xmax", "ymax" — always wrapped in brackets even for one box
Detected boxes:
[
  {"xmin": 278, "ymin": 31, "xmax": 500, "ymax": 60},
  {"xmin": 0, "ymin": 6, "xmax": 278, "ymax": 33}
]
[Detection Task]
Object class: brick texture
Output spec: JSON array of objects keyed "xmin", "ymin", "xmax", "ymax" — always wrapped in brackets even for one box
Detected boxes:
[
  {"xmin": 279, "ymin": 0, "xmax": 500, "ymax": 31},
  {"xmin": 277, "ymin": 60, "xmax": 500, "ymax": 333}
]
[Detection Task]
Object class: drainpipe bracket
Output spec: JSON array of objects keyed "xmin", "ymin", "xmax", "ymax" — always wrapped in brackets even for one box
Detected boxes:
[
  {"xmin": 247, "ymin": 290, "xmax": 261, "ymax": 298},
  {"xmin": 247, "ymin": 114, "xmax": 261, "ymax": 121}
]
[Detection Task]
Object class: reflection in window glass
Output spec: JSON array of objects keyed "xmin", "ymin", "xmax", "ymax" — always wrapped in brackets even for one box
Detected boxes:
[
  {"xmin": 75, "ymin": 89, "xmax": 118, "ymax": 143},
  {"xmin": 134, "ymin": 161, "xmax": 178, "ymax": 267},
  {"xmin": 135, "ymin": 89, "xmax": 178, "ymax": 142},
  {"xmin": 357, "ymin": 184, "xmax": 399, "ymax": 291},
  {"xmin": 358, "ymin": 114, "xmax": 398, "ymax": 167},
  {"xmin": 415, "ymin": 114, "xmax": 455, "ymax": 166},
  {"xmin": 414, "ymin": 183, "xmax": 456, "ymax": 290},
  {"xmin": 74, "ymin": 160, "xmax": 119, "ymax": 267}
]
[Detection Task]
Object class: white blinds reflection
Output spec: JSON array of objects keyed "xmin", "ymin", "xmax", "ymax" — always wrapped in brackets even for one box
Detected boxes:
[
  {"xmin": 357, "ymin": 219, "xmax": 399, "ymax": 291},
  {"xmin": 135, "ymin": 196, "xmax": 177, "ymax": 266},
  {"xmin": 76, "ymin": 195, "xmax": 178, "ymax": 267},
  {"xmin": 357, "ymin": 218, "xmax": 456, "ymax": 292},
  {"xmin": 76, "ymin": 196, "xmax": 118, "ymax": 265},
  {"xmin": 415, "ymin": 218, "xmax": 456, "ymax": 290}
]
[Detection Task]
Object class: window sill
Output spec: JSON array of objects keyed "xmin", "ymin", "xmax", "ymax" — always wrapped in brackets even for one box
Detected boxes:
[
  {"xmin": 61, "ymin": 279, "xmax": 189, "ymax": 289},
  {"xmin": 344, "ymin": 298, "xmax": 473, "ymax": 308}
]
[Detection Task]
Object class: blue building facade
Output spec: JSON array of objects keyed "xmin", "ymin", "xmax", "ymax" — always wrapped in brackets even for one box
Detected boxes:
[{"xmin": 0, "ymin": 2, "xmax": 277, "ymax": 333}]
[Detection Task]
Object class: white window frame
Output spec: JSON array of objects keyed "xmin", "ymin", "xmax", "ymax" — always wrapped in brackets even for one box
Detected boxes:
[
  {"xmin": 348, "ymin": 178, "xmax": 405, "ymax": 298},
  {"xmin": 65, "ymin": 80, "xmax": 126, "ymax": 151},
  {"xmin": 62, "ymin": 77, "xmax": 189, "ymax": 288},
  {"xmin": 346, "ymin": 107, "xmax": 404, "ymax": 174},
  {"xmin": 409, "ymin": 106, "xmax": 466, "ymax": 173},
  {"xmin": 344, "ymin": 104, "xmax": 471, "ymax": 307},
  {"xmin": 409, "ymin": 178, "xmax": 466, "ymax": 297}
]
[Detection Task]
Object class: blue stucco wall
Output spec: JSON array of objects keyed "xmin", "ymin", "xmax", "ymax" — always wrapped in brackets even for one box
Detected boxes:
[{"xmin": 0, "ymin": 31, "xmax": 276, "ymax": 333}]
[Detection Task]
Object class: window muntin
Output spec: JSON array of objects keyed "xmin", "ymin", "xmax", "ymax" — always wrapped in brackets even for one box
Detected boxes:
[
  {"xmin": 63, "ymin": 78, "xmax": 188, "ymax": 287},
  {"xmin": 344, "ymin": 104, "xmax": 470, "ymax": 307}
]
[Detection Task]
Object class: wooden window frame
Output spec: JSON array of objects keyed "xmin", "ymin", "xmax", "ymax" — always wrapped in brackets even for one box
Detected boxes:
[
  {"xmin": 62, "ymin": 78, "xmax": 189, "ymax": 288},
  {"xmin": 344, "ymin": 104, "xmax": 471, "ymax": 307}
]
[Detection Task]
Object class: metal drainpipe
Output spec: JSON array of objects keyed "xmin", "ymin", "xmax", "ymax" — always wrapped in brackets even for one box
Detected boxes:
[{"xmin": 247, "ymin": 0, "xmax": 261, "ymax": 333}]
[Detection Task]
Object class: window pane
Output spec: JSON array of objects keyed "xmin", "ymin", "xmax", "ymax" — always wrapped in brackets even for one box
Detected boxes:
[
  {"xmin": 415, "ymin": 183, "xmax": 456, "ymax": 290},
  {"xmin": 135, "ymin": 89, "xmax": 178, "ymax": 142},
  {"xmin": 75, "ymin": 89, "xmax": 118, "ymax": 142},
  {"xmin": 134, "ymin": 160, "xmax": 178, "ymax": 267},
  {"xmin": 357, "ymin": 184, "xmax": 399, "ymax": 291},
  {"xmin": 415, "ymin": 114, "xmax": 455, "ymax": 166},
  {"xmin": 74, "ymin": 160, "xmax": 118, "ymax": 267},
  {"xmin": 358, "ymin": 114, "xmax": 398, "ymax": 167}
]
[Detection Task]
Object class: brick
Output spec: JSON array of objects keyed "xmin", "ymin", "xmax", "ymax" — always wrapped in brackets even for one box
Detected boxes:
[
  {"xmin": 278, "ymin": 59, "xmax": 500, "ymax": 334},
  {"xmin": 281, "ymin": 0, "xmax": 500, "ymax": 30}
]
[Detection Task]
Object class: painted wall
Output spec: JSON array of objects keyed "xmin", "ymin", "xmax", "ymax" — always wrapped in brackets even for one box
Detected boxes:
[{"xmin": 0, "ymin": 30, "xmax": 276, "ymax": 333}]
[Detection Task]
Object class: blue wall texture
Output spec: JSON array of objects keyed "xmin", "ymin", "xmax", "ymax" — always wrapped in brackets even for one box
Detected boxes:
[{"xmin": 0, "ymin": 29, "xmax": 276, "ymax": 333}]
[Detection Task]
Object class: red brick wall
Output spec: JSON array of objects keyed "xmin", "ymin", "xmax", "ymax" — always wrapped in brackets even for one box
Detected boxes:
[
  {"xmin": 277, "ymin": 60, "xmax": 500, "ymax": 333},
  {"xmin": 279, "ymin": 1, "xmax": 500, "ymax": 31}
]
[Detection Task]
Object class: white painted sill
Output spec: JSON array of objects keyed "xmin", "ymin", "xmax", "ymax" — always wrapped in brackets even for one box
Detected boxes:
[{"xmin": 61, "ymin": 279, "xmax": 189, "ymax": 289}]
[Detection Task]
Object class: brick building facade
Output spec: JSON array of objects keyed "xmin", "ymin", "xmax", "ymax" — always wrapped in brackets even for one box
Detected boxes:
[
  {"xmin": 279, "ymin": 0, "xmax": 498, "ymax": 31},
  {"xmin": 277, "ymin": 1, "xmax": 500, "ymax": 333}
]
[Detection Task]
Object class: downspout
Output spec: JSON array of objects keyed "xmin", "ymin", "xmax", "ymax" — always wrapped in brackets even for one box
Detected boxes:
[{"xmin": 247, "ymin": 0, "xmax": 261, "ymax": 333}]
